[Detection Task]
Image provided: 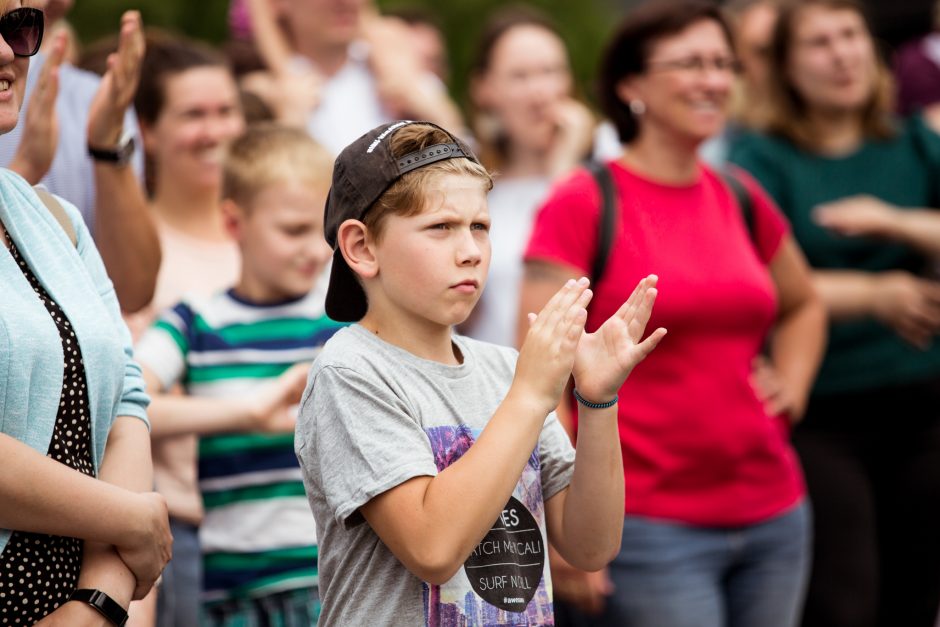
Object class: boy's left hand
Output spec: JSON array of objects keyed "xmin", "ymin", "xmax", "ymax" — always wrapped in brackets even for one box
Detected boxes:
[
  {"xmin": 571, "ymin": 275, "xmax": 666, "ymax": 402},
  {"xmin": 250, "ymin": 362, "xmax": 310, "ymax": 432}
]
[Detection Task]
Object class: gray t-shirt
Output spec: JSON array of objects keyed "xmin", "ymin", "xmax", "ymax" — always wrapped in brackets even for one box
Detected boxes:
[{"xmin": 296, "ymin": 324, "xmax": 576, "ymax": 626}]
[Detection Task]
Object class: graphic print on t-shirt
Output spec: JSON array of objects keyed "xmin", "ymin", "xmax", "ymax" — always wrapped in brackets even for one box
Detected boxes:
[
  {"xmin": 422, "ymin": 425, "xmax": 554, "ymax": 626},
  {"xmin": 465, "ymin": 495, "xmax": 545, "ymax": 611}
]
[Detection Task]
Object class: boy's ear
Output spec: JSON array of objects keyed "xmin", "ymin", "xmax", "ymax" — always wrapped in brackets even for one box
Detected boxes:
[
  {"xmin": 337, "ymin": 219, "xmax": 378, "ymax": 279},
  {"xmin": 220, "ymin": 199, "xmax": 245, "ymax": 241}
]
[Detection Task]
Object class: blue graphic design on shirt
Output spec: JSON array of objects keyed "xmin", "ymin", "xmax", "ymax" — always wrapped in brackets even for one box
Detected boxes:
[{"xmin": 422, "ymin": 425, "xmax": 555, "ymax": 626}]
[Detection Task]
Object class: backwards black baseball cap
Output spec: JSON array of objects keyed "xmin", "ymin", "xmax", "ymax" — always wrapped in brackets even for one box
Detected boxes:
[{"xmin": 323, "ymin": 120, "xmax": 482, "ymax": 322}]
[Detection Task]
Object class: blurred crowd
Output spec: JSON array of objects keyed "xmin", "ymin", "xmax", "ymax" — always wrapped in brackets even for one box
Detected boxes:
[{"xmin": 3, "ymin": 0, "xmax": 940, "ymax": 625}]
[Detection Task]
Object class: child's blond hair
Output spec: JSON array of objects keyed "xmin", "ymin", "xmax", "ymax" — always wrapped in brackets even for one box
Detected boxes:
[{"xmin": 223, "ymin": 124, "xmax": 334, "ymax": 209}]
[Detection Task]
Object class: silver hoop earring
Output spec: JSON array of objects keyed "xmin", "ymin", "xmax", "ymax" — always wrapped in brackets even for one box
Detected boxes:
[{"xmin": 629, "ymin": 100, "xmax": 646, "ymax": 115}]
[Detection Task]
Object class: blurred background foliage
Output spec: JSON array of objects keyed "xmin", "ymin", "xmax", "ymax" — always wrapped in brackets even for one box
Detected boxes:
[
  {"xmin": 69, "ymin": 0, "xmax": 627, "ymax": 111},
  {"xmin": 68, "ymin": 0, "xmax": 937, "ymax": 111}
]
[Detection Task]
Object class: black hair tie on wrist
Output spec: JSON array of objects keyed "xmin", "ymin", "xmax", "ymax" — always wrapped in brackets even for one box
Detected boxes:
[{"xmin": 573, "ymin": 388, "xmax": 618, "ymax": 409}]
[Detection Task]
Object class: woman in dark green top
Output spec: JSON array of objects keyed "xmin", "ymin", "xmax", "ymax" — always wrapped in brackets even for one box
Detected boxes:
[{"xmin": 729, "ymin": 1, "xmax": 940, "ymax": 626}]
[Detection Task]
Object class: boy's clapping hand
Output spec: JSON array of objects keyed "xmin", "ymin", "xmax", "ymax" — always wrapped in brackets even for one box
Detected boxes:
[
  {"xmin": 572, "ymin": 275, "xmax": 666, "ymax": 403},
  {"xmin": 515, "ymin": 277, "xmax": 593, "ymax": 415}
]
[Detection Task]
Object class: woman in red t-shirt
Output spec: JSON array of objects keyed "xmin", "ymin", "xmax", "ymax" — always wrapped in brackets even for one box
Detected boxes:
[{"xmin": 521, "ymin": 2, "xmax": 827, "ymax": 626}]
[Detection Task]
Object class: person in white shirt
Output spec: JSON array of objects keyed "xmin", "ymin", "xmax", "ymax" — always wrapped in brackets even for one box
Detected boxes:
[{"xmin": 461, "ymin": 7, "xmax": 595, "ymax": 349}]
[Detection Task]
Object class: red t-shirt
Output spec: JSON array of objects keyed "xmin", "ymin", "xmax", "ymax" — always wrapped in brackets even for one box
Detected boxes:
[{"xmin": 525, "ymin": 161, "xmax": 804, "ymax": 526}]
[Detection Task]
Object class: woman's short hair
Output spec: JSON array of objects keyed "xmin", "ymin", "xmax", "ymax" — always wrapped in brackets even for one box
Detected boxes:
[
  {"xmin": 764, "ymin": 0, "xmax": 894, "ymax": 146},
  {"xmin": 598, "ymin": 0, "xmax": 734, "ymax": 144}
]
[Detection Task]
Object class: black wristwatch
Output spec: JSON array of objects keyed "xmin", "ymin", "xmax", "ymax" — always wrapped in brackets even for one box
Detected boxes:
[
  {"xmin": 87, "ymin": 130, "xmax": 135, "ymax": 166},
  {"xmin": 68, "ymin": 588, "xmax": 129, "ymax": 626}
]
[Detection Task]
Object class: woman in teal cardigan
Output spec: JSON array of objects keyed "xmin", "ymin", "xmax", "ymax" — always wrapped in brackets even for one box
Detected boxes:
[
  {"xmin": 0, "ymin": 4, "xmax": 171, "ymax": 625},
  {"xmin": 729, "ymin": 1, "xmax": 940, "ymax": 626}
]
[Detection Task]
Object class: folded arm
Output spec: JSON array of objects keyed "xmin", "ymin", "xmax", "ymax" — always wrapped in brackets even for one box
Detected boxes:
[{"xmin": 142, "ymin": 364, "xmax": 307, "ymax": 438}]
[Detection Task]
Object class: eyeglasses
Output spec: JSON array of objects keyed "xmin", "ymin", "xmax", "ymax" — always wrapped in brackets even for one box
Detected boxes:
[
  {"xmin": 0, "ymin": 8, "xmax": 44, "ymax": 58},
  {"xmin": 646, "ymin": 56, "xmax": 742, "ymax": 75}
]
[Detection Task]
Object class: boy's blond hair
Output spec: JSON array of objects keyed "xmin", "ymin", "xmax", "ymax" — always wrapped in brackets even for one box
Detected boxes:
[
  {"xmin": 362, "ymin": 124, "xmax": 493, "ymax": 242},
  {"xmin": 223, "ymin": 124, "xmax": 334, "ymax": 209}
]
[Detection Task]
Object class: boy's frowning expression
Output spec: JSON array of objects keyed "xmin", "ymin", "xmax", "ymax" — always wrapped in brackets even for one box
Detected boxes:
[
  {"xmin": 367, "ymin": 172, "xmax": 491, "ymax": 330},
  {"xmin": 229, "ymin": 181, "xmax": 332, "ymax": 303}
]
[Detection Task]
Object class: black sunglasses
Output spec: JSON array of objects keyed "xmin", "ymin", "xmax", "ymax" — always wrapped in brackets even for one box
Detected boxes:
[{"xmin": 0, "ymin": 8, "xmax": 43, "ymax": 58}]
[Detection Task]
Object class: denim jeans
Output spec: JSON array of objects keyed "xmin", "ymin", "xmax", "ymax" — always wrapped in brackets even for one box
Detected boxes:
[
  {"xmin": 155, "ymin": 519, "xmax": 201, "ymax": 627},
  {"xmin": 557, "ymin": 503, "xmax": 811, "ymax": 627}
]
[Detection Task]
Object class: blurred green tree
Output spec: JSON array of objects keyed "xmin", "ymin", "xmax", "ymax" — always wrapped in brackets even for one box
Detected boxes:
[{"xmin": 69, "ymin": 0, "xmax": 625, "ymax": 111}]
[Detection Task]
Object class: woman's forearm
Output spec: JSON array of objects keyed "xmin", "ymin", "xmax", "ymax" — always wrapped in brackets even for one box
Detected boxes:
[
  {"xmin": 766, "ymin": 238, "xmax": 828, "ymax": 418},
  {"xmin": 0, "ymin": 432, "xmax": 150, "ymax": 546},
  {"xmin": 813, "ymin": 270, "xmax": 879, "ymax": 321},
  {"xmin": 77, "ymin": 417, "xmax": 155, "ymax": 606},
  {"xmin": 771, "ymin": 296, "xmax": 828, "ymax": 418},
  {"xmin": 886, "ymin": 209, "xmax": 940, "ymax": 258}
]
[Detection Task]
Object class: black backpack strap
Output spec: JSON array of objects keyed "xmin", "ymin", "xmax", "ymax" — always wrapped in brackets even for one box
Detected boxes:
[
  {"xmin": 585, "ymin": 160, "xmax": 617, "ymax": 286},
  {"xmin": 720, "ymin": 168, "xmax": 756, "ymax": 244}
]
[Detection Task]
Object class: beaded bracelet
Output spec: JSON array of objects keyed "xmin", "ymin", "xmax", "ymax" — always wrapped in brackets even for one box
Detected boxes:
[{"xmin": 573, "ymin": 388, "xmax": 618, "ymax": 409}]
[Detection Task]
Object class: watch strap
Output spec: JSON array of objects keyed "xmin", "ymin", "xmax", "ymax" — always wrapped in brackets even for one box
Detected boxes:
[
  {"xmin": 68, "ymin": 588, "xmax": 129, "ymax": 627},
  {"xmin": 87, "ymin": 132, "xmax": 135, "ymax": 165}
]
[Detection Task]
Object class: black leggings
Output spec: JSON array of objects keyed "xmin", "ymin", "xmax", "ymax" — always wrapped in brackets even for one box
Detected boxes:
[{"xmin": 793, "ymin": 379, "xmax": 940, "ymax": 627}]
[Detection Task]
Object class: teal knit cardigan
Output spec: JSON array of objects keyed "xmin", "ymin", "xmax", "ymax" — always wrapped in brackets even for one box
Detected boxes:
[{"xmin": 0, "ymin": 169, "xmax": 150, "ymax": 554}]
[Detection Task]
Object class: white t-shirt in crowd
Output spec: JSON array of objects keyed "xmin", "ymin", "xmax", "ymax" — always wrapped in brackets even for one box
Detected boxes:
[
  {"xmin": 300, "ymin": 42, "xmax": 391, "ymax": 156},
  {"xmin": 464, "ymin": 176, "xmax": 551, "ymax": 347}
]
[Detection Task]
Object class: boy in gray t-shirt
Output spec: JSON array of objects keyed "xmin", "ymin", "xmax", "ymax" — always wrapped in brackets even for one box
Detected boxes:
[{"xmin": 296, "ymin": 121, "xmax": 666, "ymax": 626}]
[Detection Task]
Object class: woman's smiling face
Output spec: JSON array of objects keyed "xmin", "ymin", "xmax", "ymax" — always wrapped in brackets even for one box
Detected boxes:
[
  {"xmin": 618, "ymin": 19, "xmax": 736, "ymax": 147},
  {"xmin": 0, "ymin": 1, "xmax": 35, "ymax": 136},
  {"xmin": 142, "ymin": 66, "xmax": 246, "ymax": 192}
]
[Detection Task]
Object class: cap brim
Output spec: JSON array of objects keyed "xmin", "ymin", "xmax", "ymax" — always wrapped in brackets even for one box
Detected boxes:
[{"xmin": 325, "ymin": 248, "xmax": 368, "ymax": 322}]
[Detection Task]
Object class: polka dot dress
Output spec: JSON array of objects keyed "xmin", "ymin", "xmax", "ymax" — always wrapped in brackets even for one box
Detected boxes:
[{"xmin": 0, "ymin": 237, "xmax": 94, "ymax": 625}]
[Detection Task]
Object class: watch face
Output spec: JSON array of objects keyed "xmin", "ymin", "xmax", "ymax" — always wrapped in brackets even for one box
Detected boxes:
[{"xmin": 116, "ymin": 136, "xmax": 135, "ymax": 164}]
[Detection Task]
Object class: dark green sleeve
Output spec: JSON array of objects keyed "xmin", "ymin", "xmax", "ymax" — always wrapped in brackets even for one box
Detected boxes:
[
  {"xmin": 727, "ymin": 132, "xmax": 790, "ymax": 214},
  {"xmin": 908, "ymin": 115, "xmax": 940, "ymax": 208}
]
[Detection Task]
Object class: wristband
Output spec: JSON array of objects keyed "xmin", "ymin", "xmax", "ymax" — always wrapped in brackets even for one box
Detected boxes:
[
  {"xmin": 573, "ymin": 388, "xmax": 618, "ymax": 409},
  {"xmin": 68, "ymin": 588, "xmax": 128, "ymax": 627}
]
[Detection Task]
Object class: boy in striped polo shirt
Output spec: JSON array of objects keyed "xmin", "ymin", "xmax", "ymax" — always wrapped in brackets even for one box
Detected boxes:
[{"xmin": 136, "ymin": 125, "xmax": 343, "ymax": 625}]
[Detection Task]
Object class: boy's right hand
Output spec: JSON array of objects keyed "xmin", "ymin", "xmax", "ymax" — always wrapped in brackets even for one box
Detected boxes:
[
  {"xmin": 249, "ymin": 363, "xmax": 311, "ymax": 432},
  {"xmin": 514, "ymin": 278, "xmax": 593, "ymax": 415}
]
